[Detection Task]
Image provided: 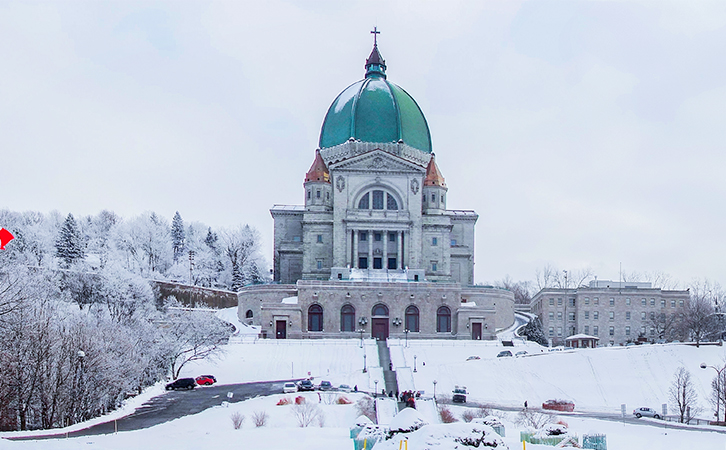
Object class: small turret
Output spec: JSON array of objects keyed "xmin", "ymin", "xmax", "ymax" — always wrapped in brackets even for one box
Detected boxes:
[
  {"xmin": 304, "ymin": 149, "xmax": 332, "ymax": 211},
  {"xmin": 422, "ymin": 153, "xmax": 447, "ymax": 214}
]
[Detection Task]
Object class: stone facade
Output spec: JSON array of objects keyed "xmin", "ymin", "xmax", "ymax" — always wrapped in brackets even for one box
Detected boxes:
[
  {"xmin": 238, "ymin": 280, "xmax": 513, "ymax": 340},
  {"xmin": 530, "ymin": 281, "xmax": 690, "ymax": 346}
]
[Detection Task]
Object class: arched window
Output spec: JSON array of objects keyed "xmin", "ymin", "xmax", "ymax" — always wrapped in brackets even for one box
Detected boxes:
[
  {"xmin": 436, "ymin": 306, "xmax": 451, "ymax": 333},
  {"xmin": 358, "ymin": 193, "xmax": 369, "ymax": 209},
  {"xmin": 308, "ymin": 304, "xmax": 323, "ymax": 332},
  {"xmin": 357, "ymin": 189, "xmax": 399, "ymax": 211},
  {"xmin": 372, "ymin": 304, "xmax": 389, "ymax": 317},
  {"xmin": 341, "ymin": 305, "xmax": 356, "ymax": 332},
  {"xmin": 245, "ymin": 309, "xmax": 253, "ymax": 319},
  {"xmin": 405, "ymin": 305, "xmax": 419, "ymax": 332}
]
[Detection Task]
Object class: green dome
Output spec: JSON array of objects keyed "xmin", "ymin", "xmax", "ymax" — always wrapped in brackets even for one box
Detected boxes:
[{"xmin": 318, "ymin": 46, "xmax": 432, "ymax": 153}]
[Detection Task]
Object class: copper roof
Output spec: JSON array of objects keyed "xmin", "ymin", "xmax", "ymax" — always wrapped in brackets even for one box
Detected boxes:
[
  {"xmin": 305, "ymin": 149, "xmax": 330, "ymax": 183},
  {"xmin": 424, "ymin": 154, "xmax": 446, "ymax": 187}
]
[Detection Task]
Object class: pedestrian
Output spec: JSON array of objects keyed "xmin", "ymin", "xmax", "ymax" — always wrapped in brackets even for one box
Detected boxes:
[
  {"xmin": 382, "ymin": 388, "xmax": 385, "ymax": 396},
  {"xmin": 389, "ymin": 390, "xmax": 393, "ymax": 398},
  {"xmin": 318, "ymin": 392, "xmax": 321, "ymax": 403},
  {"xmin": 354, "ymin": 385, "xmax": 358, "ymax": 392},
  {"xmin": 389, "ymin": 362, "xmax": 393, "ymax": 370},
  {"xmin": 524, "ymin": 400, "xmax": 528, "ymax": 409}
]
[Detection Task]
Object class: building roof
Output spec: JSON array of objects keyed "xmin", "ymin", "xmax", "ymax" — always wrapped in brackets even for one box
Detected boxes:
[
  {"xmin": 318, "ymin": 44, "xmax": 432, "ymax": 154},
  {"xmin": 304, "ymin": 149, "xmax": 330, "ymax": 183},
  {"xmin": 424, "ymin": 153, "xmax": 446, "ymax": 187}
]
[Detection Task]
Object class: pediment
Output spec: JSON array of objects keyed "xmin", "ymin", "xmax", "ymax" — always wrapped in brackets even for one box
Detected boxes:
[{"xmin": 329, "ymin": 149, "xmax": 426, "ymax": 174}]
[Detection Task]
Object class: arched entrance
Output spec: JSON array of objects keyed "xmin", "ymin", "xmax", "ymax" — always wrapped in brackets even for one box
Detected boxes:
[{"xmin": 371, "ymin": 303, "xmax": 389, "ymax": 340}]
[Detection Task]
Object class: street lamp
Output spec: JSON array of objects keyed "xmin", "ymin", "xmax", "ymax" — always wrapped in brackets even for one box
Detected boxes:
[
  {"xmin": 433, "ymin": 380, "xmax": 438, "ymax": 400},
  {"xmin": 414, "ymin": 355, "xmax": 417, "ymax": 373},
  {"xmin": 359, "ymin": 328, "xmax": 365, "ymax": 348},
  {"xmin": 701, "ymin": 362, "xmax": 726, "ymax": 421},
  {"xmin": 374, "ymin": 380, "xmax": 378, "ymax": 398},
  {"xmin": 363, "ymin": 354, "xmax": 367, "ymax": 373},
  {"xmin": 404, "ymin": 328, "xmax": 409, "ymax": 347}
]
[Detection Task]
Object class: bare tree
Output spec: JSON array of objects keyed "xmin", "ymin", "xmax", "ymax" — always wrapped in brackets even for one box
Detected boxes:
[
  {"xmin": 669, "ymin": 367, "xmax": 699, "ymax": 423},
  {"xmin": 161, "ymin": 298, "xmax": 230, "ymax": 379},
  {"xmin": 684, "ymin": 282, "xmax": 717, "ymax": 347},
  {"xmin": 495, "ymin": 276, "xmax": 534, "ymax": 304},
  {"xmin": 649, "ymin": 312, "xmax": 678, "ymax": 340},
  {"xmin": 708, "ymin": 364, "xmax": 726, "ymax": 422},
  {"xmin": 535, "ymin": 264, "xmax": 593, "ymax": 290}
]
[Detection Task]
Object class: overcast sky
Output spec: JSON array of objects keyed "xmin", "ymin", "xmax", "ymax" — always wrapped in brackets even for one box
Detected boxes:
[{"xmin": 2, "ymin": 1, "xmax": 725, "ymax": 289}]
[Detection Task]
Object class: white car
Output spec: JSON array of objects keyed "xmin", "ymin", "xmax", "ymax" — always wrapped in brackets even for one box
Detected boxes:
[
  {"xmin": 283, "ymin": 382, "xmax": 298, "ymax": 393},
  {"xmin": 633, "ymin": 407, "xmax": 661, "ymax": 419}
]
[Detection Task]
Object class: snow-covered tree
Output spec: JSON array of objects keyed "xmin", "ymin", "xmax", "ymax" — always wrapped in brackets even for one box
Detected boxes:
[
  {"xmin": 171, "ymin": 212, "xmax": 185, "ymax": 263},
  {"xmin": 55, "ymin": 213, "xmax": 85, "ymax": 268},
  {"xmin": 160, "ymin": 298, "xmax": 230, "ymax": 379}
]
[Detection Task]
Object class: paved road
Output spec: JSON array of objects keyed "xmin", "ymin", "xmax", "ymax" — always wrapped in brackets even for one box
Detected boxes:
[
  {"xmin": 439, "ymin": 399, "xmax": 726, "ymax": 434},
  {"xmin": 8, "ymin": 379, "xmax": 299, "ymax": 441}
]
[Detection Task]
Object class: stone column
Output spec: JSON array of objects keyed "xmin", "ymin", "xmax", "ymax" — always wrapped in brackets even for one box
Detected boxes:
[
  {"xmin": 368, "ymin": 230, "xmax": 373, "ymax": 269},
  {"xmin": 398, "ymin": 231, "xmax": 403, "ymax": 269},
  {"xmin": 353, "ymin": 229, "xmax": 359, "ymax": 269},
  {"xmin": 382, "ymin": 230, "xmax": 388, "ymax": 270}
]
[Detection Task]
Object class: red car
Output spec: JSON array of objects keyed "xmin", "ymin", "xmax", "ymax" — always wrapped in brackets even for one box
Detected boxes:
[{"xmin": 195, "ymin": 375, "xmax": 217, "ymax": 386}]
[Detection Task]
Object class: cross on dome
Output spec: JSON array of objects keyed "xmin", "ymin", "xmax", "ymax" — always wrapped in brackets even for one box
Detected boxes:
[{"xmin": 371, "ymin": 26, "xmax": 380, "ymax": 46}]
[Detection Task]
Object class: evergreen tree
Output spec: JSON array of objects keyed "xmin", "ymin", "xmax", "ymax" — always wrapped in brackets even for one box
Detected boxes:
[
  {"xmin": 204, "ymin": 227, "xmax": 218, "ymax": 249},
  {"xmin": 55, "ymin": 213, "xmax": 84, "ymax": 268},
  {"xmin": 231, "ymin": 262, "xmax": 244, "ymax": 291},
  {"xmin": 171, "ymin": 212, "xmax": 185, "ymax": 263},
  {"xmin": 520, "ymin": 317, "xmax": 548, "ymax": 346}
]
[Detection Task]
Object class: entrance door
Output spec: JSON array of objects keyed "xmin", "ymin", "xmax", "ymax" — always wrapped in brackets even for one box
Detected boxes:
[
  {"xmin": 471, "ymin": 323, "xmax": 482, "ymax": 340},
  {"xmin": 276, "ymin": 320, "xmax": 287, "ymax": 339},
  {"xmin": 372, "ymin": 318, "xmax": 389, "ymax": 340}
]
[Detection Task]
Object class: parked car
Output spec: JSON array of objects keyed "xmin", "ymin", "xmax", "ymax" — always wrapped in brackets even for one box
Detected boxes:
[
  {"xmin": 452, "ymin": 386, "xmax": 468, "ymax": 403},
  {"xmin": 298, "ymin": 379, "xmax": 315, "ymax": 391},
  {"xmin": 165, "ymin": 378, "xmax": 196, "ymax": 391},
  {"xmin": 497, "ymin": 350, "xmax": 513, "ymax": 358},
  {"xmin": 338, "ymin": 384, "xmax": 352, "ymax": 392},
  {"xmin": 283, "ymin": 382, "xmax": 298, "ymax": 393},
  {"xmin": 466, "ymin": 356, "xmax": 481, "ymax": 361},
  {"xmin": 633, "ymin": 407, "xmax": 661, "ymax": 419},
  {"xmin": 318, "ymin": 380, "xmax": 333, "ymax": 391},
  {"xmin": 542, "ymin": 399, "xmax": 575, "ymax": 412},
  {"xmin": 515, "ymin": 351, "xmax": 528, "ymax": 357},
  {"xmin": 195, "ymin": 375, "xmax": 217, "ymax": 386}
]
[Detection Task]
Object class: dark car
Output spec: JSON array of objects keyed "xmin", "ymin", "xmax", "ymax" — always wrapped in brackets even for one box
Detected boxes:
[
  {"xmin": 318, "ymin": 380, "xmax": 333, "ymax": 391},
  {"xmin": 165, "ymin": 378, "xmax": 196, "ymax": 391},
  {"xmin": 298, "ymin": 379, "xmax": 315, "ymax": 391},
  {"xmin": 497, "ymin": 350, "xmax": 513, "ymax": 358},
  {"xmin": 452, "ymin": 386, "xmax": 468, "ymax": 403},
  {"xmin": 195, "ymin": 375, "xmax": 217, "ymax": 386}
]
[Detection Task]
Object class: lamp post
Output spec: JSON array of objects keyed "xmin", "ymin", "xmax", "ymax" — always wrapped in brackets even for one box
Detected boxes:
[
  {"xmin": 433, "ymin": 380, "xmax": 437, "ymax": 400},
  {"xmin": 414, "ymin": 355, "xmax": 417, "ymax": 373},
  {"xmin": 359, "ymin": 328, "xmax": 365, "ymax": 348},
  {"xmin": 404, "ymin": 328, "xmax": 409, "ymax": 348},
  {"xmin": 701, "ymin": 362, "xmax": 726, "ymax": 421},
  {"xmin": 77, "ymin": 350, "xmax": 85, "ymax": 417},
  {"xmin": 374, "ymin": 380, "xmax": 378, "ymax": 398},
  {"xmin": 363, "ymin": 353, "xmax": 367, "ymax": 373}
]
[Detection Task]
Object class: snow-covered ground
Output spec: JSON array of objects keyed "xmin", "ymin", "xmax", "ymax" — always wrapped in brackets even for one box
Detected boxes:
[{"xmin": 3, "ymin": 308, "xmax": 726, "ymax": 449}]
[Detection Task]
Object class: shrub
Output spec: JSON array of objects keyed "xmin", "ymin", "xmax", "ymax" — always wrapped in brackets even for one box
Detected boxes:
[
  {"xmin": 336, "ymin": 395, "xmax": 353, "ymax": 405},
  {"xmin": 231, "ymin": 412, "xmax": 245, "ymax": 430},
  {"xmin": 475, "ymin": 407, "xmax": 492, "ymax": 418},
  {"xmin": 516, "ymin": 409, "xmax": 555, "ymax": 429},
  {"xmin": 461, "ymin": 410, "xmax": 475, "ymax": 423},
  {"xmin": 252, "ymin": 410, "xmax": 269, "ymax": 427},
  {"xmin": 439, "ymin": 406, "xmax": 458, "ymax": 423},
  {"xmin": 356, "ymin": 396, "xmax": 376, "ymax": 423},
  {"xmin": 295, "ymin": 396, "xmax": 306, "ymax": 405},
  {"xmin": 293, "ymin": 402, "xmax": 322, "ymax": 427},
  {"xmin": 277, "ymin": 397, "xmax": 291, "ymax": 406}
]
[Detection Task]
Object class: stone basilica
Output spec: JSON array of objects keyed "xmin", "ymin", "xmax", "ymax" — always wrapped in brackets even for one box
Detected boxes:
[{"xmin": 238, "ymin": 40, "xmax": 514, "ymax": 340}]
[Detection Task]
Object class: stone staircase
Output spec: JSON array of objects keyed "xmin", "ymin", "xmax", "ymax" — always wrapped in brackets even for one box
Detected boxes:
[{"xmin": 377, "ymin": 340, "xmax": 399, "ymax": 398}]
